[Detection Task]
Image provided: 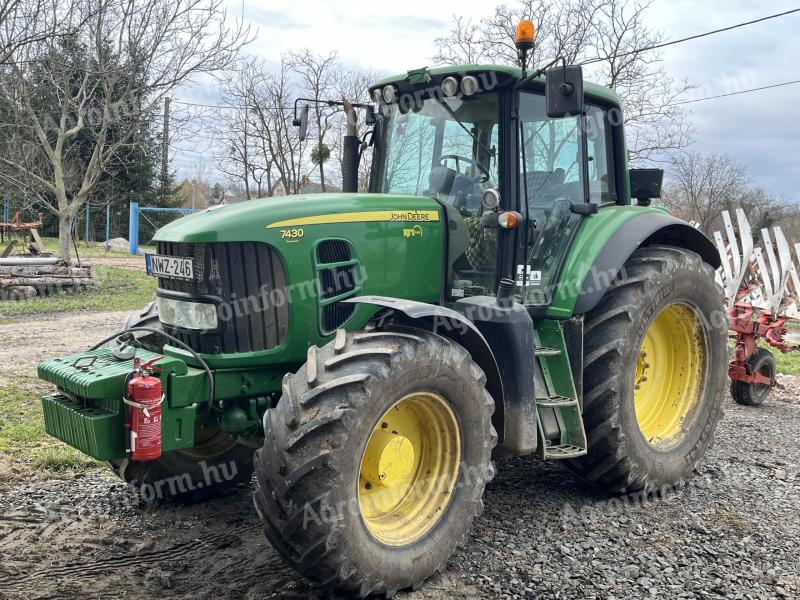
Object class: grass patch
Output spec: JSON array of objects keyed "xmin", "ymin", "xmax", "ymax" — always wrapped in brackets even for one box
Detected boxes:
[
  {"xmin": 0, "ymin": 265, "xmax": 156, "ymax": 317},
  {"xmin": 36, "ymin": 236, "xmax": 155, "ymax": 258},
  {"xmin": 768, "ymin": 345, "xmax": 800, "ymax": 376},
  {"xmin": 0, "ymin": 378, "xmax": 99, "ymax": 475}
]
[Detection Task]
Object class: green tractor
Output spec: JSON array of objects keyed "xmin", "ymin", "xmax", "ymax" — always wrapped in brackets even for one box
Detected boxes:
[{"xmin": 37, "ymin": 22, "xmax": 727, "ymax": 598}]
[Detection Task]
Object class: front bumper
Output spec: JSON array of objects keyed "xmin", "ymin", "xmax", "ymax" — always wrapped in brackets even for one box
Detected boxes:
[{"xmin": 38, "ymin": 348, "xmax": 204, "ymax": 461}]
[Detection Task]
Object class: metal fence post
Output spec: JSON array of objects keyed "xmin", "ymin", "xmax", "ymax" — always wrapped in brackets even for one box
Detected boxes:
[
  {"xmin": 129, "ymin": 201, "xmax": 139, "ymax": 255},
  {"xmin": 84, "ymin": 205, "xmax": 90, "ymax": 244},
  {"xmin": 105, "ymin": 204, "xmax": 111, "ymax": 250}
]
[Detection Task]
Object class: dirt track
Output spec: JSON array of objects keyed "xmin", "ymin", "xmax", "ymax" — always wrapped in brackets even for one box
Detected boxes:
[
  {"xmin": 1, "ymin": 311, "xmax": 798, "ymax": 599},
  {"xmin": 0, "ymin": 311, "xmax": 129, "ymax": 380}
]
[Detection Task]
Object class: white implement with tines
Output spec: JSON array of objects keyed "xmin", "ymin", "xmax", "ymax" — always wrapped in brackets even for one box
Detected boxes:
[{"xmin": 713, "ymin": 209, "xmax": 800, "ymax": 321}]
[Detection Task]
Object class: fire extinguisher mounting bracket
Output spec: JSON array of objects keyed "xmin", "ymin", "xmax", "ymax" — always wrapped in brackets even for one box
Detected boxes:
[{"xmin": 124, "ymin": 394, "xmax": 165, "ymax": 417}]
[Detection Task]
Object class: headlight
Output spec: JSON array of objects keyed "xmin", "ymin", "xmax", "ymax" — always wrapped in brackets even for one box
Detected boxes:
[
  {"xmin": 442, "ymin": 76, "xmax": 459, "ymax": 97},
  {"xmin": 461, "ymin": 75, "xmax": 479, "ymax": 96},
  {"xmin": 381, "ymin": 85, "xmax": 397, "ymax": 104},
  {"xmin": 157, "ymin": 297, "xmax": 219, "ymax": 331}
]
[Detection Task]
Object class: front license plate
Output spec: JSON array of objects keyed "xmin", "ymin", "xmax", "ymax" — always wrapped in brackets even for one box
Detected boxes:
[{"xmin": 145, "ymin": 254, "xmax": 194, "ymax": 280}]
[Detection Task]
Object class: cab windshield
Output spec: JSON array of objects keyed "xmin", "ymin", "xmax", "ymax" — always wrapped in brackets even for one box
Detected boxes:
[
  {"xmin": 372, "ymin": 92, "xmax": 501, "ymax": 298},
  {"xmin": 374, "ymin": 93, "xmax": 499, "ymax": 215}
]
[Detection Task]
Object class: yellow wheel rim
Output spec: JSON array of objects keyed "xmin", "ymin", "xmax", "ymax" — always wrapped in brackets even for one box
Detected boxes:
[
  {"xmin": 634, "ymin": 303, "xmax": 706, "ymax": 449},
  {"xmin": 358, "ymin": 392, "xmax": 461, "ymax": 546}
]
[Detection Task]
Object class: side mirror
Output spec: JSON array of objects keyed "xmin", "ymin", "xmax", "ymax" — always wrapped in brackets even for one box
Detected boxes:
[
  {"xmin": 293, "ymin": 104, "xmax": 309, "ymax": 141},
  {"xmin": 629, "ymin": 168, "xmax": 664, "ymax": 206},
  {"xmin": 545, "ymin": 65, "xmax": 584, "ymax": 118}
]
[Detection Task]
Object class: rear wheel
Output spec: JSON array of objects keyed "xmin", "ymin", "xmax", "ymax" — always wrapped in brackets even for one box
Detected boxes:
[
  {"xmin": 106, "ymin": 303, "xmax": 255, "ymax": 502},
  {"xmin": 253, "ymin": 327, "xmax": 496, "ymax": 597},
  {"xmin": 566, "ymin": 246, "xmax": 727, "ymax": 493},
  {"xmin": 730, "ymin": 348, "xmax": 776, "ymax": 406}
]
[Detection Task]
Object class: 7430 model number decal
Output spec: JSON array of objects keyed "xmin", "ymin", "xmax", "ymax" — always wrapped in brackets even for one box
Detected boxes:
[{"xmin": 280, "ymin": 228, "xmax": 304, "ymax": 240}]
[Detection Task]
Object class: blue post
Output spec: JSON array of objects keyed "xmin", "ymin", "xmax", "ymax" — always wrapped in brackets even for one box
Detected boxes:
[
  {"xmin": 105, "ymin": 204, "xmax": 111, "ymax": 250},
  {"xmin": 129, "ymin": 201, "xmax": 139, "ymax": 255},
  {"xmin": 84, "ymin": 205, "xmax": 90, "ymax": 244}
]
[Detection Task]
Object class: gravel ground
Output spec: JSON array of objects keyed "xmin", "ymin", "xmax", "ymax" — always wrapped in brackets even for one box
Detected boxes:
[{"xmin": 0, "ymin": 378, "xmax": 797, "ymax": 599}]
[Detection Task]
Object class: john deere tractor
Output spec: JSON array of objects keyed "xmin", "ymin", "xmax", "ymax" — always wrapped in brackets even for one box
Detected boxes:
[{"xmin": 37, "ymin": 22, "xmax": 727, "ymax": 597}]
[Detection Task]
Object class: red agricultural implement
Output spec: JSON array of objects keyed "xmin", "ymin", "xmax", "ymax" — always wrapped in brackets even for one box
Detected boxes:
[{"xmin": 714, "ymin": 209, "xmax": 800, "ymax": 405}]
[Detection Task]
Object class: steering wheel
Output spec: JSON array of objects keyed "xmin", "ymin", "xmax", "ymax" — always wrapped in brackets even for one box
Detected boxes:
[{"xmin": 439, "ymin": 154, "xmax": 491, "ymax": 183}]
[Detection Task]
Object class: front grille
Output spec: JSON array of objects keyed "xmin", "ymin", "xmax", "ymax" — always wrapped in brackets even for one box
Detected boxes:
[
  {"xmin": 316, "ymin": 240, "xmax": 352, "ymax": 263},
  {"xmin": 156, "ymin": 241, "xmax": 288, "ymax": 354},
  {"xmin": 322, "ymin": 303, "xmax": 356, "ymax": 333},
  {"xmin": 319, "ymin": 265, "xmax": 358, "ymax": 300},
  {"xmin": 315, "ymin": 239, "xmax": 361, "ymax": 335}
]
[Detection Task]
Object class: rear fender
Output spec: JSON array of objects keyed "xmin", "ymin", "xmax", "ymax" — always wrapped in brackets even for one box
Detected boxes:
[{"xmin": 573, "ymin": 212, "xmax": 720, "ymax": 315}]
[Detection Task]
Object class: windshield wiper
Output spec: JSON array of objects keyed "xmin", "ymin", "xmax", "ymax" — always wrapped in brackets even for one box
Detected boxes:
[{"xmin": 433, "ymin": 97, "xmax": 496, "ymax": 160}]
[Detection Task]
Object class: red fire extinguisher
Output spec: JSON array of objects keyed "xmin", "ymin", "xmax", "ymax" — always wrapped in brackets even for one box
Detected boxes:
[{"xmin": 124, "ymin": 356, "xmax": 164, "ymax": 462}]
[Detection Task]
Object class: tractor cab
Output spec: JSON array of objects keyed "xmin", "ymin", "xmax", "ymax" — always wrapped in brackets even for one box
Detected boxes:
[{"xmin": 363, "ymin": 62, "xmax": 626, "ymax": 310}]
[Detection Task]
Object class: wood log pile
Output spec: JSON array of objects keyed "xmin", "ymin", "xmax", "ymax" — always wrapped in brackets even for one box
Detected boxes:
[{"xmin": 0, "ymin": 263, "xmax": 95, "ymax": 300}]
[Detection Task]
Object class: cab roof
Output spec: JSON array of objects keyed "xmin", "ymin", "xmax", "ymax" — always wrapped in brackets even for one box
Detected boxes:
[{"xmin": 371, "ymin": 63, "xmax": 622, "ymax": 109}]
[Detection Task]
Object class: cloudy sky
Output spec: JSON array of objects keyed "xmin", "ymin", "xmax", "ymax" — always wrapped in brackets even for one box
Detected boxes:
[{"xmin": 174, "ymin": 0, "xmax": 800, "ymax": 200}]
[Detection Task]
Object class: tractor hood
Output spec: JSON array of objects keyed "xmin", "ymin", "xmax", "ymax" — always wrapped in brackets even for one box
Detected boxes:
[
  {"xmin": 153, "ymin": 193, "xmax": 445, "ymax": 245},
  {"xmin": 150, "ymin": 193, "xmax": 446, "ymax": 368}
]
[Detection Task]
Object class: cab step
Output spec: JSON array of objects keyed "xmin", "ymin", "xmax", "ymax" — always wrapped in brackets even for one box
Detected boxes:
[
  {"xmin": 542, "ymin": 443, "xmax": 587, "ymax": 458},
  {"xmin": 534, "ymin": 346, "xmax": 562, "ymax": 357},
  {"xmin": 536, "ymin": 395, "xmax": 577, "ymax": 408},
  {"xmin": 534, "ymin": 320, "xmax": 588, "ymax": 460}
]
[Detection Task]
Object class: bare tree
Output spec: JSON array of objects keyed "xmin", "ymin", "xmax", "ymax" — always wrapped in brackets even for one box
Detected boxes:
[
  {"xmin": 661, "ymin": 152, "xmax": 753, "ymax": 235},
  {"xmin": 252, "ymin": 57, "xmax": 309, "ymax": 196},
  {"xmin": 432, "ymin": 0, "xmax": 693, "ymax": 162},
  {"xmin": 290, "ymin": 49, "xmax": 339, "ymax": 192},
  {"xmin": 215, "ymin": 56, "xmax": 319, "ymax": 198},
  {"xmin": 0, "ymin": 0, "xmax": 250, "ymax": 261},
  {"xmin": 0, "ymin": 0, "xmax": 59, "ymax": 65},
  {"xmin": 213, "ymin": 79, "xmax": 256, "ymax": 199}
]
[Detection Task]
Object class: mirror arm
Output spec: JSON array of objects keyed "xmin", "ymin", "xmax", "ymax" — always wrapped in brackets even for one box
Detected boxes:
[
  {"xmin": 293, "ymin": 97, "xmax": 373, "ymax": 121},
  {"xmin": 580, "ymin": 110, "xmax": 591, "ymax": 204},
  {"xmin": 515, "ymin": 56, "xmax": 565, "ymax": 89}
]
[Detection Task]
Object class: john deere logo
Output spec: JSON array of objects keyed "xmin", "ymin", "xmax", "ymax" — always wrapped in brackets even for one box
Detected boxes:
[{"xmin": 391, "ymin": 211, "xmax": 434, "ymax": 223}]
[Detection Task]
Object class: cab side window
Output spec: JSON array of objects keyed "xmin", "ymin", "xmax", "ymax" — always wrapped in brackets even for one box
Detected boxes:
[{"xmin": 586, "ymin": 106, "xmax": 615, "ymax": 203}]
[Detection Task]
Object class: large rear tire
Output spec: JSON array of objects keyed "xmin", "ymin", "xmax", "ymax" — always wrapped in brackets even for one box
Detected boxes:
[
  {"xmin": 106, "ymin": 303, "xmax": 255, "ymax": 502},
  {"xmin": 566, "ymin": 246, "xmax": 727, "ymax": 493},
  {"xmin": 253, "ymin": 327, "xmax": 496, "ymax": 598}
]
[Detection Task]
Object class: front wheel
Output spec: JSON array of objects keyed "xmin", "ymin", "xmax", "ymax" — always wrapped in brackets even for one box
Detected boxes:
[
  {"xmin": 106, "ymin": 303, "xmax": 255, "ymax": 501},
  {"xmin": 254, "ymin": 327, "xmax": 496, "ymax": 598},
  {"xmin": 108, "ymin": 428, "xmax": 255, "ymax": 502},
  {"xmin": 566, "ymin": 245, "xmax": 728, "ymax": 493}
]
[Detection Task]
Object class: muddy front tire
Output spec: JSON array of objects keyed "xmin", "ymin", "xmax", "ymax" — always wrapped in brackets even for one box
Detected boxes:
[
  {"xmin": 566, "ymin": 246, "xmax": 727, "ymax": 493},
  {"xmin": 730, "ymin": 348, "xmax": 776, "ymax": 406},
  {"xmin": 253, "ymin": 327, "xmax": 496, "ymax": 598},
  {"xmin": 105, "ymin": 301, "xmax": 164, "ymax": 353},
  {"xmin": 109, "ymin": 431, "xmax": 255, "ymax": 503},
  {"xmin": 106, "ymin": 303, "xmax": 255, "ymax": 502}
]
